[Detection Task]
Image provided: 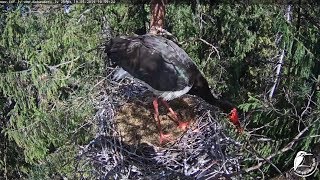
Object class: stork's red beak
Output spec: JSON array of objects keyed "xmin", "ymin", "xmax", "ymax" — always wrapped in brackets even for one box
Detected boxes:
[{"xmin": 229, "ymin": 108, "xmax": 243, "ymax": 133}]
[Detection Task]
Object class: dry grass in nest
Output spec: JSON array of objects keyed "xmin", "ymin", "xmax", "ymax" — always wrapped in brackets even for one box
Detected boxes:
[{"xmin": 115, "ymin": 96, "xmax": 197, "ymax": 145}]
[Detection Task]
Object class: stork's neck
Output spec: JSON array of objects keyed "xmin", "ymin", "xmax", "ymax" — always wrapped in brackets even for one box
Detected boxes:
[
  {"xmin": 205, "ymin": 93, "xmax": 236, "ymax": 113},
  {"xmin": 188, "ymin": 85, "xmax": 235, "ymax": 113}
]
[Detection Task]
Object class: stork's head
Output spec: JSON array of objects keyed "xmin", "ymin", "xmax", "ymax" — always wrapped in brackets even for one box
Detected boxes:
[
  {"xmin": 229, "ymin": 108, "xmax": 243, "ymax": 133},
  {"xmin": 187, "ymin": 72, "xmax": 244, "ymax": 133}
]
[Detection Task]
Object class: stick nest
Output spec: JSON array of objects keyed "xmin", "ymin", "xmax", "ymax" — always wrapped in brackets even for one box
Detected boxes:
[{"xmin": 77, "ymin": 67, "xmax": 243, "ymax": 179}]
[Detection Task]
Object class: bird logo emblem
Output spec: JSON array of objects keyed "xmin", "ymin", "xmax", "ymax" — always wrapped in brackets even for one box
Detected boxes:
[{"xmin": 293, "ymin": 151, "xmax": 318, "ymax": 177}]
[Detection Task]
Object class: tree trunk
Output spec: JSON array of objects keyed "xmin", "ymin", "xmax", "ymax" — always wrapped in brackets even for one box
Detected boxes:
[{"xmin": 150, "ymin": 0, "xmax": 167, "ymax": 34}]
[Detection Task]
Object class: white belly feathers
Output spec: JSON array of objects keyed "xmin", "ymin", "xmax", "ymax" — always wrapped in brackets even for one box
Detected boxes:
[{"xmin": 113, "ymin": 68, "xmax": 192, "ymax": 101}]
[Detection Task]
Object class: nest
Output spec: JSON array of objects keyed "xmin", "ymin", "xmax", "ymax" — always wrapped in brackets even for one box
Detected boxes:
[{"xmin": 76, "ymin": 67, "xmax": 243, "ymax": 179}]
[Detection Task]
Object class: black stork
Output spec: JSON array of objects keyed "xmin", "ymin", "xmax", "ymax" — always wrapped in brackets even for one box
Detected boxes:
[{"xmin": 105, "ymin": 34, "xmax": 242, "ymax": 144}]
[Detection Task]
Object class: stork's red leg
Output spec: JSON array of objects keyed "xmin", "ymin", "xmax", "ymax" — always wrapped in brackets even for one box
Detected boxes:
[
  {"xmin": 153, "ymin": 98, "xmax": 171, "ymax": 144},
  {"xmin": 160, "ymin": 99, "xmax": 189, "ymax": 131}
]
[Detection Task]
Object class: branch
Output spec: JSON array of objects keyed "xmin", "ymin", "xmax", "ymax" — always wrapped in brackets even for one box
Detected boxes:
[
  {"xmin": 236, "ymin": 123, "xmax": 311, "ymax": 177},
  {"xmin": 244, "ymin": 141, "xmax": 284, "ymax": 175},
  {"xmin": 268, "ymin": 49, "xmax": 285, "ymax": 100},
  {"xmin": 77, "ymin": 7, "xmax": 94, "ymax": 24},
  {"xmin": 198, "ymin": 38, "xmax": 221, "ymax": 60},
  {"xmin": 268, "ymin": 5, "xmax": 292, "ymax": 100}
]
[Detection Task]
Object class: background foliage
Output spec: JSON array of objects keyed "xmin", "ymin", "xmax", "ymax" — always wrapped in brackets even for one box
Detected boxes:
[{"xmin": 0, "ymin": 2, "xmax": 319, "ymax": 179}]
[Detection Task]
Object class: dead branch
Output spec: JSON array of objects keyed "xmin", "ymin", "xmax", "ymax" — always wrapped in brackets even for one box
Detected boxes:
[
  {"xmin": 268, "ymin": 5, "xmax": 292, "ymax": 100},
  {"xmin": 198, "ymin": 38, "xmax": 221, "ymax": 60},
  {"xmin": 229, "ymin": 122, "xmax": 313, "ymax": 177}
]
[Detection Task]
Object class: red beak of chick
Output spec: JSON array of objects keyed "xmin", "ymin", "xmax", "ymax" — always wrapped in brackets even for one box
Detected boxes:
[{"xmin": 229, "ymin": 108, "xmax": 243, "ymax": 133}]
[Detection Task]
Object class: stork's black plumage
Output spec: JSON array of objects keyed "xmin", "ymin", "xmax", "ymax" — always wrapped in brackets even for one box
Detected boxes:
[{"xmin": 105, "ymin": 34, "xmax": 241, "ymax": 143}]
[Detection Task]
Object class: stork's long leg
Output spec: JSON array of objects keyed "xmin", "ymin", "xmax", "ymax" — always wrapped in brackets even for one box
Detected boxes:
[
  {"xmin": 153, "ymin": 98, "xmax": 171, "ymax": 144},
  {"xmin": 160, "ymin": 99, "xmax": 189, "ymax": 131}
]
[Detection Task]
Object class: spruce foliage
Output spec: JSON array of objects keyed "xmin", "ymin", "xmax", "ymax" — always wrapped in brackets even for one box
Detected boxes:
[{"xmin": 0, "ymin": 2, "xmax": 319, "ymax": 179}]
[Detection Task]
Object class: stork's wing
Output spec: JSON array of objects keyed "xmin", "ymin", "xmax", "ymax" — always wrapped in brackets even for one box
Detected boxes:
[
  {"xmin": 140, "ymin": 35, "xmax": 195, "ymax": 70},
  {"xmin": 106, "ymin": 35, "xmax": 195, "ymax": 92}
]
